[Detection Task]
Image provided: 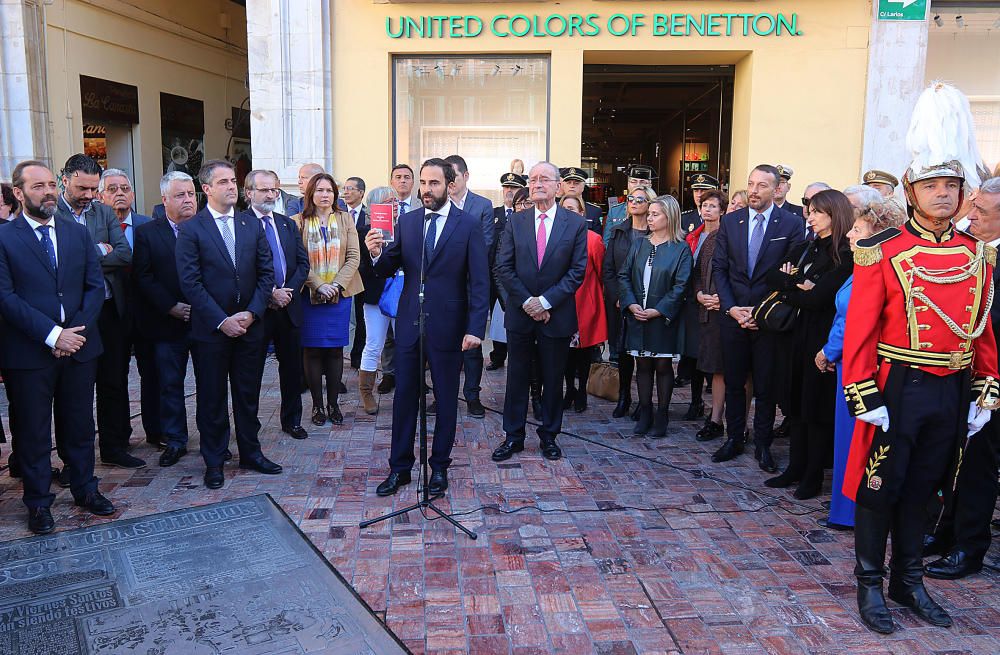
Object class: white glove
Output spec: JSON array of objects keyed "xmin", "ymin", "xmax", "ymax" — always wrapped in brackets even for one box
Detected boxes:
[
  {"xmin": 967, "ymin": 402, "xmax": 992, "ymax": 437},
  {"xmin": 857, "ymin": 407, "xmax": 890, "ymax": 432}
]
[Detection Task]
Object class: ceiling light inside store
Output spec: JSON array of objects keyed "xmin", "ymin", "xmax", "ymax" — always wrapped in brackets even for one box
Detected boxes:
[
  {"xmin": 956, "ymin": 15, "xmax": 965, "ymax": 28},
  {"xmin": 993, "ymin": 16, "xmax": 1000, "ymax": 29},
  {"xmin": 934, "ymin": 14, "xmax": 943, "ymax": 27}
]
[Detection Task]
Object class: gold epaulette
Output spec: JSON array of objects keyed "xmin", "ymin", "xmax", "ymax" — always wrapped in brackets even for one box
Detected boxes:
[
  {"xmin": 986, "ymin": 244, "xmax": 997, "ymax": 267},
  {"xmin": 853, "ymin": 243, "xmax": 882, "ymax": 267}
]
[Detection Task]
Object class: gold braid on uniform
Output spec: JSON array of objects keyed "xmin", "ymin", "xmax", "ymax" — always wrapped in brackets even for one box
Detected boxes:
[
  {"xmin": 904, "ymin": 241, "xmax": 995, "ymax": 342},
  {"xmin": 853, "ymin": 243, "xmax": 882, "ymax": 267}
]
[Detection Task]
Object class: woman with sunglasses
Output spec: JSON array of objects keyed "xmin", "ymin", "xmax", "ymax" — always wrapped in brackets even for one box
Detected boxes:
[{"xmin": 603, "ymin": 186, "xmax": 654, "ymax": 419}]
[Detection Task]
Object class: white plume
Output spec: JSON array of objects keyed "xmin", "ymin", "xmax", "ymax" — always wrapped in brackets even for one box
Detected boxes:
[{"xmin": 906, "ymin": 81, "xmax": 985, "ymax": 188}]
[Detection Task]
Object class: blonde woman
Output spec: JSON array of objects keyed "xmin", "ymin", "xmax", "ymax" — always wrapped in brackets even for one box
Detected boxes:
[
  {"xmin": 727, "ymin": 190, "xmax": 748, "ymax": 213},
  {"xmin": 292, "ymin": 173, "xmax": 364, "ymax": 425},
  {"xmin": 618, "ymin": 195, "xmax": 693, "ymax": 437}
]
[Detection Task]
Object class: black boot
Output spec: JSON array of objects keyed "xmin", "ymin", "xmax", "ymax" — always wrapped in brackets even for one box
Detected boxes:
[
  {"xmin": 650, "ymin": 406, "xmax": 669, "ymax": 438},
  {"xmin": 887, "ymin": 506, "xmax": 953, "ymax": 628},
  {"xmin": 633, "ymin": 404, "xmax": 653, "ymax": 435},
  {"xmin": 696, "ymin": 419, "xmax": 724, "ymax": 441},
  {"xmin": 612, "ymin": 393, "xmax": 631, "ymax": 418},
  {"xmin": 854, "ymin": 507, "xmax": 895, "ymax": 634}
]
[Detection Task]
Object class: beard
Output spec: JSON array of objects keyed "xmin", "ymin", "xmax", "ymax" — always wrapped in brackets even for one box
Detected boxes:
[
  {"xmin": 255, "ymin": 200, "xmax": 276, "ymax": 214},
  {"xmin": 421, "ymin": 188, "xmax": 448, "ymax": 211},
  {"xmin": 24, "ymin": 195, "xmax": 57, "ymax": 220}
]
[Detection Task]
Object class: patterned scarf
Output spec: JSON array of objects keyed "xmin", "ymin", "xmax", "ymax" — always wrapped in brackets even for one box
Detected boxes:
[{"xmin": 303, "ymin": 214, "xmax": 340, "ymax": 284}]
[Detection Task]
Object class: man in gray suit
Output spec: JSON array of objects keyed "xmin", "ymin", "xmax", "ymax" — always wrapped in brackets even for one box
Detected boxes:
[
  {"xmin": 56, "ymin": 154, "xmax": 140, "ymax": 469},
  {"xmin": 444, "ymin": 154, "xmax": 495, "ymax": 418}
]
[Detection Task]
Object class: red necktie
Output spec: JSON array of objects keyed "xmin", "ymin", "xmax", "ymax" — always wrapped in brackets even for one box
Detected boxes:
[{"xmin": 120, "ymin": 221, "xmax": 128, "ymax": 233}]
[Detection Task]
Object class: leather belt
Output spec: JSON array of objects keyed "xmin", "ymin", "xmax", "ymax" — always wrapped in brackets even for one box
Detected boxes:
[{"xmin": 876, "ymin": 342, "xmax": 973, "ymax": 370}]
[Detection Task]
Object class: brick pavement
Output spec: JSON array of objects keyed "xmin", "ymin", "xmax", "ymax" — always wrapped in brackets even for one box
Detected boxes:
[{"xmin": 1, "ymin": 356, "xmax": 1000, "ymax": 654}]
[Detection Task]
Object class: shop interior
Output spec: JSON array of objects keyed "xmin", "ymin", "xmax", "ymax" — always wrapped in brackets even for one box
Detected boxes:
[{"xmin": 581, "ymin": 64, "xmax": 734, "ymax": 213}]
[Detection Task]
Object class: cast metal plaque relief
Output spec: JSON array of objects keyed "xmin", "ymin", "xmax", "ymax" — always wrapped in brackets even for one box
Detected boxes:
[{"xmin": 0, "ymin": 495, "xmax": 408, "ymax": 654}]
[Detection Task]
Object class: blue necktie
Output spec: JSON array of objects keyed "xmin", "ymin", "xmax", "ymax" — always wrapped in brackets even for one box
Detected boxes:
[
  {"xmin": 748, "ymin": 214, "xmax": 765, "ymax": 276},
  {"xmin": 37, "ymin": 225, "xmax": 57, "ymax": 273},
  {"xmin": 399, "ymin": 200, "xmax": 408, "ymax": 215},
  {"xmin": 424, "ymin": 213, "xmax": 439, "ymax": 265},
  {"xmin": 506, "ymin": 207, "xmax": 513, "ymax": 218},
  {"xmin": 262, "ymin": 216, "xmax": 286, "ymax": 287}
]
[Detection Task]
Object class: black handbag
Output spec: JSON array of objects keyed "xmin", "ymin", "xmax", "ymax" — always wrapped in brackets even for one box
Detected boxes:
[{"xmin": 751, "ymin": 247, "xmax": 810, "ymax": 332}]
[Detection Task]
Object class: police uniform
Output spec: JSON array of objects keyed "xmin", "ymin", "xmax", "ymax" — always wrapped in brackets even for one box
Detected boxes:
[
  {"xmin": 559, "ymin": 167, "xmax": 602, "ymax": 235},
  {"xmin": 775, "ymin": 164, "xmax": 803, "ymax": 218},
  {"xmin": 863, "ymin": 169, "xmax": 900, "ymax": 196},
  {"xmin": 681, "ymin": 173, "xmax": 719, "ymax": 235},
  {"xmin": 841, "ymin": 83, "xmax": 999, "ymax": 635},
  {"xmin": 604, "ymin": 165, "xmax": 656, "ymax": 243},
  {"xmin": 488, "ymin": 173, "xmax": 527, "ymax": 369}
]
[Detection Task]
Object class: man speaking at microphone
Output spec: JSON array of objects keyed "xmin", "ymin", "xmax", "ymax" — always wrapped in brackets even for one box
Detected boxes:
[{"xmin": 364, "ymin": 158, "xmax": 489, "ymax": 497}]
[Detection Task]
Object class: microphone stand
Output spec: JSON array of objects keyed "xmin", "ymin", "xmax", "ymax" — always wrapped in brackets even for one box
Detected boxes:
[{"xmin": 360, "ymin": 207, "xmax": 478, "ymax": 540}]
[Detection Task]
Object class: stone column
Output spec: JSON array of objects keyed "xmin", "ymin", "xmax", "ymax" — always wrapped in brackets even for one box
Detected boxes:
[
  {"xmin": 245, "ymin": 0, "xmax": 333, "ymax": 189},
  {"xmin": 860, "ymin": 4, "xmax": 930, "ymax": 182},
  {"xmin": 0, "ymin": 0, "xmax": 51, "ymax": 178}
]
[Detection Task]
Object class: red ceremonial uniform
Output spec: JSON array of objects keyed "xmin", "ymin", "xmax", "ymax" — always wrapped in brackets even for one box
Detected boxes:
[{"xmin": 841, "ymin": 219, "xmax": 999, "ymax": 503}]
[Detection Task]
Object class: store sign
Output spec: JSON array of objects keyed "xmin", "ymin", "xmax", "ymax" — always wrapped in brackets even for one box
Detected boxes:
[
  {"xmin": 877, "ymin": 0, "xmax": 928, "ymax": 22},
  {"xmin": 387, "ymin": 13, "xmax": 802, "ymax": 39},
  {"xmin": 80, "ymin": 75, "xmax": 139, "ymax": 124}
]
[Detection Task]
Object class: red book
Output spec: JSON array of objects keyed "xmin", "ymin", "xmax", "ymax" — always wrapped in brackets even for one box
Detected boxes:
[{"xmin": 370, "ymin": 203, "xmax": 395, "ymax": 243}]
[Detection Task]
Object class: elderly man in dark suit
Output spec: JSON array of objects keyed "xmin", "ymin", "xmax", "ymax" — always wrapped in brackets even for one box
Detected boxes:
[
  {"xmin": 241, "ymin": 169, "xmax": 310, "ymax": 440},
  {"xmin": 0, "ymin": 160, "xmax": 114, "ymax": 534},
  {"xmin": 55, "ymin": 154, "xmax": 141, "ymax": 470},
  {"xmin": 493, "ymin": 161, "xmax": 588, "ymax": 463},
  {"xmin": 99, "ymin": 167, "xmax": 161, "ymax": 450},
  {"xmin": 712, "ymin": 164, "xmax": 806, "ymax": 470},
  {"xmin": 176, "ymin": 159, "xmax": 279, "ymax": 490},
  {"xmin": 133, "ymin": 171, "xmax": 199, "ymax": 468},
  {"xmin": 363, "ymin": 158, "xmax": 489, "ymax": 497}
]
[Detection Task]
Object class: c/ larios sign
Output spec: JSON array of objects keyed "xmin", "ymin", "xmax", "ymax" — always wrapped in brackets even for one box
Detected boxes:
[{"xmin": 386, "ymin": 13, "xmax": 802, "ymax": 39}]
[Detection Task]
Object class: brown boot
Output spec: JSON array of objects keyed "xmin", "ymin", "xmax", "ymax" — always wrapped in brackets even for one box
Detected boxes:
[{"xmin": 359, "ymin": 370, "xmax": 378, "ymax": 415}]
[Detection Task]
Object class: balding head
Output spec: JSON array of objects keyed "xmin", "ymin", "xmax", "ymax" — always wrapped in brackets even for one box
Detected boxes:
[{"xmin": 297, "ymin": 163, "xmax": 325, "ymax": 194}]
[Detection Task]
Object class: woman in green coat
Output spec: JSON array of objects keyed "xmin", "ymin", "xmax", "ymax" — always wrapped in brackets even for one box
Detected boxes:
[{"xmin": 618, "ymin": 195, "xmax": 693, "ymax": 438}]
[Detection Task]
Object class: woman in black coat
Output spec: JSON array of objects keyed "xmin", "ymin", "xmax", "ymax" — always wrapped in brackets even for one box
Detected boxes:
[
  {"xmin": 763, "ymin": 189, "xmax": 855, "ymax": 499},
  {"xmin": 618, "ymin": 195, "xmax": 693, "ymax": 438},
  {"xmin": 603, "ymin": 186, "xmax": 653, "ymax": 419}
]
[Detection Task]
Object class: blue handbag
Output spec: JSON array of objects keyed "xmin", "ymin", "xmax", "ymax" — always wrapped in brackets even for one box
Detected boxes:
[{"xmin": 379, "ymin": 271, "xmax": 404, "ymax": 318}]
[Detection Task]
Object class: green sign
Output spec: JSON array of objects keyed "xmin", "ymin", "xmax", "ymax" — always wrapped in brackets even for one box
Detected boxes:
[
  {"xmin": 386, "ymin": 13, "xmax": 802, "ymax": 39},
  {"xmin": 877, "ymin": 0, "xmax": 928, "ymax": 22}
]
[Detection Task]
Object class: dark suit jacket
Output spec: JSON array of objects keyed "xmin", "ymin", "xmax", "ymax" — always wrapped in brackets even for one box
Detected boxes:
[
  {"xmin": 780, "ymin": 201, "xmax": 804, "ymax": 218},
  {"xmin": 371, "ymin": 205, "xmax": 489, "ymax": 351},
  {"xmin": 0, "ymin": 216, "xmax": 105, "ymax": 367},
  {"xmin": 239, "ymin": 210, "xmax": 310, "ymax": 326},
  {"xmin": 346, "ymin": 205, "xmax": 368, "ymax": 229},
  {"xmin": 151, "ymin": 204, "xmax": 166, "ymax": 221},
  {"xmin": 459, "ymin": 191, "xmax": 495, "ymax": 252},
  {"xmin": 496, "ymin": 205, "xmax": 588, "ymax": 338},
  {"xmin": 585, "ymin": 202, "xmax": 604, "ymax": 235},
  {"xmin": 175, "ymin": 208, "xmax": 274, "ymax": 342},
  {"xmin": 712, "ymin": 204, "xmax": 806, "ymax": 315},
  {"xmin": 56, "ymin": 196, "xmax": 131, "ymax": 317},
  {"xmin": 133, "ymin": 218, "xmax": 190, "ymax": 342}
]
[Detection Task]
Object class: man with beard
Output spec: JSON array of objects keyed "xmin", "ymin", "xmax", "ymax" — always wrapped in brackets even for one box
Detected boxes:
[
  {"xmin": 363, "ymin": 158, "xmax": 489, "ymax": 496},
  {"xmin": 0, "ymin": 160, "xmax": 113, "ymax": 534}
]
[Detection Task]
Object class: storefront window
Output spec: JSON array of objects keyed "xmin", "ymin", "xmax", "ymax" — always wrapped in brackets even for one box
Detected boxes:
[{"xmin": 394, "ymin": 56, "xmax": 549, "ymax": 203}]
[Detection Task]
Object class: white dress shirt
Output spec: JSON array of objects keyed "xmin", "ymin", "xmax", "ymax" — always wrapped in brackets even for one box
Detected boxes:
[
  {"xmin": 746, "ymin": 203, "xmax": 775, "ymax": 251},
  {"xmin": 424, "ymin": 200, "xmax": 450, "ymax": 242},
  {"xmin": 24, "ymin": 213, "xmax": 65, "ymax": 347},
  {"xmin": 120, "ymin": 212, "xmax": 134, "ymax": 250},
  {"xmin": 207, "ymin": 204, "xmax": 237, "ymax": 237},
  {"xmin": 252, "ymin": 207, "xmax": 284, "ymax": 252},
  {"xmin": 529, "ymin": 203, "xmax": 558, "ymax": 311},
  {"xmin": 452, "ymin": 189, "xmax": 469, "ymax": 211}
]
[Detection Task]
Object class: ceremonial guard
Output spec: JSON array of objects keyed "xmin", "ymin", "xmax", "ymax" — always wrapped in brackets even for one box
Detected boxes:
[
  {"xmin": 841, "ymin": 83, "xmax": 998, "ymax": 634},
  {"xmin": 680, "ymin": 173, "xmax": 718, "ymax": 235}
]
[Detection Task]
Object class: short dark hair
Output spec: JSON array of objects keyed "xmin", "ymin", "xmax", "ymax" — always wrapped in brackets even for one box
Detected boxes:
[
  {"xmin": 444, "ymin": 155, "xmax": 469, "ymax": 175},
  {"xmin": 700, "ymin": 190, "xmax": 729, "ymax": 210},
  {"xmin": 302, "ymin": 173, "xmax": 339, "ymax": 219},
  {"xmin": 1, "ymin": 182, "xmax": 18, "ymax": 213},
  {"xmin": 512, "ymin": 187, "xmax": 530, "ymax": 206},
  {"xmin": 346, "ymin": 176, "xmax": 366, "ymax": 193},
  {"xmin": 198, "ymin": 159, "xmax": 236, "ymax": 186},
  {"xmin": 11, "ymin": 160, "xmax": 49, "ymax": 190},
  {"xmin": 390, "ymin": 163, "xmax": 413, "ymax": 177},
  {"xmin": 752, "ymin": 164, "xmax": 782, "ymax": 187},
  {"xmin": 61, "ymin": 153, "xmax": 102, "ymax": 179},
  {"xmin": 421, "ymin": 158, "xmax": 457, "ymax": 185}
]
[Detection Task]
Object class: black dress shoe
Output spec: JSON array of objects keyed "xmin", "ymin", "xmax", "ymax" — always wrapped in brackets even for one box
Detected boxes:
[
  {"xmin": 467, "ymin": 399, "xmax": 486, "ymax": 418},
  {"xmin": 158, "ymin": 446, "xmax": 187, "ymax": 467},
  {"xmin": 486, "ymin": 360, "xmax": 503, "ymax": 371},
  {"xmin": 239, "ymin": 455, "xmax": 283, "ymax": 475},
  {"xmin": 817, "ymin": 517, "xmax": 853, "ymax": 531},
  {"xmin": 311, "ymin": 407, "xmax": 327, "ymax": 426},
  {"xmin": 540, "ymin": 441, "xmax": 562, "ymax": 461},
  {"xmin": 756, "ymin": 446, "xmax": 778, "ymax": 473},
  {"xmin": 682, "ymin": 400, "xmax": 705, "ymax": 421},
  {"xmin": 428, "ymin": 470, "xmax": 449, "ymax": 494},
  {"xmin": 74, "ymin": 491, "xmax": 115, "ymax": 516},
  {"xmin": 711, "ymin": 438, "xmax": 743, "ymax": 463},
  {"xmin": 283, "ymin": 425, "xmax": 309, "ymax": 440},
  {"xmin": 377, "ymin": 374, "xmax": 395, "ymax": 394},
  {"xmin": 28, "ymin": 507, "xmax": 55, "ymax": 535},
  {"xmin": 922, "ymin": 533, "xmax": 953, "ymax": 559},
  {"xmin": 328, "ymin": 403, "xmax": 343, "ymax": 425},
  {"xmin": 204, "ymin": 466, "xmax": 224, "ymax": 489},
  {"xmin": 764, "ymin": 470, "xmax": 799, "ymax": 488},
  {"xmin": 926, "ymin": 549, "xmax": 983, "ymax": 580},
  {"xmin": 888, "ymin": 581, "xmax": 953, "ymax": 627},
  {"xmin": 696, "ymin": 420, "xmax": 724, "ymax": 442},
  {"xmin": 376, "ymin": 471, "xmax": 411, "ymax": 496},
  {"xmin": 492, "ymin": 440, "xmax": 524, "ymax": 462},
  {"xmin": 101, "ymin": 451, "xmax": 147, "ymax": 469},
  {"xmin": 793, "ymin": 481, "xmax": 822, "ymax": 500}
]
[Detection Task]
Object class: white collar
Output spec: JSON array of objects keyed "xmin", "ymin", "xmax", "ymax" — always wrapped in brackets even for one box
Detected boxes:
[
  {"xmin": 425, "ymin": 201, "xmax": 452, "ymax": 218},
  {"xmin": 23, "ymin": 213, "xmax": 54, "ymax": 231},
  {"xmin": 534, "ymin": 203, "xmax": 557, "ymax": 219},
  {"xmin": 121, "ymin": 212, "xmax": 133, "ymax": 226},
  {"xmin": 251, "ymin": 206, "xmax": 273, "ymax": 221},
  {"xmin": 452, "ymin": 189, "xmax": 469, "ymax": 207},
  {"xmin": 207, "ymin": 205, "xmax": 235, "ymax": 220},
  {"xmin": 750, "ymin": 203, "xmax": 775, "ymax": 221}
]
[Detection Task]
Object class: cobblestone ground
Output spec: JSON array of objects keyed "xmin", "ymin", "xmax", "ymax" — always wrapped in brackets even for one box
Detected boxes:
[{"xmin": 1, "ymin": 354, "xmax": 999, "ymax": 654}]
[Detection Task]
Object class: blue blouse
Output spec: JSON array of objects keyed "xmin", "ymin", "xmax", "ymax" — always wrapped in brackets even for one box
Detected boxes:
[{"xmin": 823, "ymin": 275, "xmax": 853, "ymax": 363}]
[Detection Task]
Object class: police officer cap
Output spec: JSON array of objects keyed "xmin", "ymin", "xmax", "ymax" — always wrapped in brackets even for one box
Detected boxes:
[
  {"xmin": 560, "ymin": 167, "xmax": 587, "ymax": 183},
  {"xmin": 501, "ymin": 172, "xmax": 527, "ymax": 188},
  {"xmin": 776, "ymin": 164, "xmax": 794, "ymax": 180},
  {"xmin": 690, "ymin": 173, "xmax": 720, "ymax": 190},
  {"xmin": 628, "ymin": 165, "xmax": 657, "ymax": 181},
  {"xmin": 863, "ymin": 169, "xmax": 899, "ymax": 189}
]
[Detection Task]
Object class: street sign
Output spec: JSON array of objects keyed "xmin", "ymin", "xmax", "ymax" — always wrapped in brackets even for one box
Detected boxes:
[{"xmin": 878, "ymin": 0, "xmax": 928, "ymax": 22}]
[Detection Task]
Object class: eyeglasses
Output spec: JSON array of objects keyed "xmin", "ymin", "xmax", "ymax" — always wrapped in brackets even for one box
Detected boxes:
[
  {"xmin": 627, "ymin": 195, "xmax": 649, "ymax": 204},
  {"xmin": 254, "ymin": 188, "xmax": 280, "ymax": 196},
  {"xmin": 527, "ymin": 177, "xmax": 557, "ymax": 185},
  {"xmin": 342, "ymin": 186, "xmax": 360, "ymax": 192},
  {"xmin": 801, "ymin": 197, "xmax": 811, "ymax": 207},
  {"xmin": 104, "ymin": 184, "xmax": 131, "ymax": 194}
]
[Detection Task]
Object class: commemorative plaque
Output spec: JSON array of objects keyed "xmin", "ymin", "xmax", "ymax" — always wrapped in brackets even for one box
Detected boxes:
[{"xmin": 0, "ymin": 495, "xmax": 408, "ymax": 654}]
